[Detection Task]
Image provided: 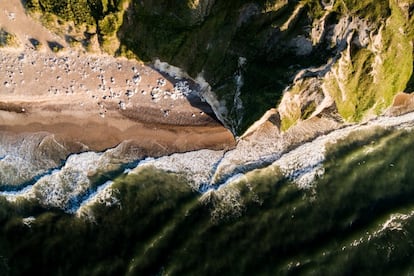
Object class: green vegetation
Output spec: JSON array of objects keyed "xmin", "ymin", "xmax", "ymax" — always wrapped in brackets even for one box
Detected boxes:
[
  {"xmin": 24, "ymin": 0, "xmax": 129, "ymax": 54},
  {"xmin": 0, "ymin": 29, "xmax": 19, "ymax": 48},
  {"xmin": 22, "ymin": 0, "xmax": 414, "ymax": 133},
  {"xmin": 323, "ymin": 0, "xmax": 413, "ymax": 122},
  {"xmin": 25, "ymin": 0, "xmax": 95, "ymax": 25},
  {"xmin": 118, "ymin": 0, "xmax": 313, "ymax": 133},
  {"xmin": 278, "ymin": 78, "xmax": 323, "ymax": 130},
  {"xmin": 301, "ymin": 101, "xmax": 317, "ymax": 120},
  {"xmin": 325, "ymin": 48, "xmax": 377, "ymax": 121},
  {"xmin": 98, "ymin": 11, "xmax": 123, "ymax": 53},
  {"xmin": 336, "ymin": 0, "xmax": 391, "ymax": 21},
  {"xmin": 280, "ymin": 115, "xmax": 298, "ymax": 132},
  {"xmin": 2, "ymin": 1, "xmax": 414, "ymax": 273}
]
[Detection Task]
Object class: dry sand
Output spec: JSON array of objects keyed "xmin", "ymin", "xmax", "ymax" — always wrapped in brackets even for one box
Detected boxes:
[{"xmin": 0, "ymin": 1, "xmax": 235, "ymax": 154}]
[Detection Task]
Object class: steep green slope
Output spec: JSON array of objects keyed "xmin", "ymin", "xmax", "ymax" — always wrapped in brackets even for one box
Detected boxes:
[
  {"xmin": 323, "ymin": 0, "xmax": 413, "ymax": 121},
  {"xmin": 24, "ymin": 0, "xmax": 414, "ymax": 134}
]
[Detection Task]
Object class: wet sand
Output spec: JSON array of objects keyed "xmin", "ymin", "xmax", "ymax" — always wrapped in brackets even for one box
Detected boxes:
[
  {"xmin": 0, "ymin": 50, "xmax": 235, "ymax": 153},
  {"xmin": 0, "ymin": 1, "xmax": 235, "ymax": 155}
]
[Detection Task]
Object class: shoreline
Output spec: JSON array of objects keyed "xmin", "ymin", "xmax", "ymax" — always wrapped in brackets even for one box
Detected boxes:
[
  {"xmin": 0, "ymin": 48, "xmax": 236, "ymax": 154},
  {"xmin": 4, "ymin": 109, "xmax": 414, "ymax": 213},
  {"xmin": 0, "ymin": 100, "xmax": 235, "ymax": 153},
  {"xmin": 0, "ymin": 0, "xmax": 236, "ymax": 156}
]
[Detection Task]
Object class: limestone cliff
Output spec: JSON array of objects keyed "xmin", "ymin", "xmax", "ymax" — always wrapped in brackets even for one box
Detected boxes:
[{"xmin": 23, "ymin": 0, "xmax": 414, "ymax": 134}]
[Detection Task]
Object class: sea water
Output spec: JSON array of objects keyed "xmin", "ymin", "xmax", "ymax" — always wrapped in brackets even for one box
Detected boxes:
[{"xmin": 1, "ymin": 126, "xmax": 414, "ymax": 275}]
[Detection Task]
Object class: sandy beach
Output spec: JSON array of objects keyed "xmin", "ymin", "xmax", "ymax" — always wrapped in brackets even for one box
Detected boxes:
[
  {"xmin": 0, "ymin": 1, "xmax": 235, "ymax": 154},
  {"xmin": 0, "ymin": 49, "xmax": 235, "ymax": 153}
]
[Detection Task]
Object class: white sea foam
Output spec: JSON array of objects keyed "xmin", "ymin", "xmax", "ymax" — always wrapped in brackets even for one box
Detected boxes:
[
  {"xmin": 0, "ymin": 133, "xmax": 67, "ymax": 187},
  {"xmin": 76, "ymin": 180, "xmax": 120, "ymax": 219},
  {"xmin": 377, "ymin": 212, "xmax": 414, "ymax": 233},
  {"xmin": 81, "ymin": 111, "xmax": 414, "ymax": 217},
  {"xmin": 0, "ymin": 184, "xmax": 36, "ymax": 202},
  {"xmin": 153, "ymin": 59, "xmax": 188, "ymax": 79},
  {"xmin": 3, "ymin": 109, "xmax": 414, "ymax": 217},
  {"xmin": 31, "ymin": 151, "xmax": 103, "ymax": 211},
  {"xmin": 201, "ymin": 180, "xmax": 245, "ymax": 222},
  {"xmin": 290, "ymin": 114, "xmax": 414, "ymax": 186},
  {"xmin": 274, "ymin": 136, "xmax": 327, "ymax": 189},
  {"xmin": 1, "ymin": 147, "xmax": 122, "ymax": 212},
  {"xmin": 220, "ymin": 112, "xmax": 414, "ymax": 190},
  {"xmin": 347, "ymin": 210, "xmax": 414, "ymax": 249},
  {"xmin": 196, "ymin": 74, "xmax": 230, "ymax": 129},
  {"xmin": 22, "ymin": 216, "xmax": 36, "ymax": 228},
  {"xmin": 197, "ymin": 112, "xmax": 414, "ymax": 221},
  {"xmin": 131, "ymin": 149, "xmax": 225, "ymax": 190}
]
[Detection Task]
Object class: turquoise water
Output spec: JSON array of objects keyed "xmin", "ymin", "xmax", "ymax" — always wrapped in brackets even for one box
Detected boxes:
[{"xmin": 1, "ymin": 128, "xmax": 414, "ymax": 275}]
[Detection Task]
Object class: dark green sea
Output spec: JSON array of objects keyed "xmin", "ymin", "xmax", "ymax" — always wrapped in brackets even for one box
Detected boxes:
[{"xmin": 2, "ymin": 126, "xmax": 414, "ymax": 275}]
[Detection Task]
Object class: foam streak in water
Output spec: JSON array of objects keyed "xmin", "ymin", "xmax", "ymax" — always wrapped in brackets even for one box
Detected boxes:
[
  {"xmin": 75, "ymin": 180, "xmax": 120, "ymax": 218},
  {"xmin": 78, "ymin": 111, "xmax": 414, "ymax": 216},
  {"xmin": 131, "ymin": 149, "xmax": 225, "ymax": 191},
  {"xmin": 3, "ymin": 111, "xmax": 414, "ymax": 216},
  {"xmin": 215, "ymin": 112, "xmax": 414, "ymax": 190},
  {"xmin": 0, "ymin": 184, "xmax": 36, "ymax": 202}
]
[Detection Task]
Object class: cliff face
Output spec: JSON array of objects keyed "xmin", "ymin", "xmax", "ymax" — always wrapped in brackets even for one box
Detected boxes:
[
  {"xmin": 119, "ymin": 0, "xmax": 414, "ymax": 134},
  {"xmin": 4, "ymin": 2, "xmax": 414, "ymax": 274},
  {"xmin": 24, "ymin": 0, "xmax": 414, "ymax": 134}
]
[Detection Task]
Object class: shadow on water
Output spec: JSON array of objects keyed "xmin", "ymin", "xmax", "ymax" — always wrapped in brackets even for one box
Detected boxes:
[
  {"xmin": 70, "ymin": 158, "xmax": 143, "ymax": 213},
  {"xmin": 0, "ymin": 163, "xmax": 64, "ymax": 193},
  {"xmin": 3, "ymin": 128, "xmax": 414, "ymax": 275}
]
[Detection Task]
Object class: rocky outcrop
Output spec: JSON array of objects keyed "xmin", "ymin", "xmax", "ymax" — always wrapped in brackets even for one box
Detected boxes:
[
  {"xmin": 22, "ymin": 0, "xmax": 414, "ymax": 134},
  {"xmin": 4, "ymin": 0, "xmax": 414, "ymax": 216},
  {"xmin": 118, "ymin": 0, "xmax": 414, "ymax": 133}
]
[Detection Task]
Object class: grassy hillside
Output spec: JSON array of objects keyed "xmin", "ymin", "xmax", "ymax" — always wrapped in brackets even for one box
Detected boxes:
[{"xmin": 24, "ymin": 0, "xmax": 414, "ymax": 134}]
